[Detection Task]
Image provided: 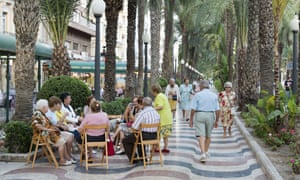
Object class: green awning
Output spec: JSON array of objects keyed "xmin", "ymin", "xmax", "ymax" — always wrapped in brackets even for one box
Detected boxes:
[
  {"xmin": 0, "ymin": 33, "xmax": 52, "ymax": 59},
  {"xmin": 70, "ymin": 60, "xmax": 127, "ymax": 73}
]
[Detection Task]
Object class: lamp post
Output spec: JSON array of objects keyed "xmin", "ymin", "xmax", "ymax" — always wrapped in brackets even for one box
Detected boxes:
[
  {"xmin": 181, "ymin": 59, "xmax": 184, "ymax": 82},
  {"xmin": 290, "ymin": 14, "xmax": 299, "ymax": 94},
  {"xmin": 143, "ymin": 31, "xmax": 150, "ymax": 96},
  {"xmin": 92, "ymin": 0, "xmax": 105, "ymax": 100}
]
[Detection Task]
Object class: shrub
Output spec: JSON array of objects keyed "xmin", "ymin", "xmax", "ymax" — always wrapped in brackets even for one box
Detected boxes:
[
  {"xmin": 102, "ymin": 98, "xmax": 131, "ymax": 115},
  {"xmin": 158, "ymin": 78, "xmax": 168, "ymax": 89},
  {"xmin": 37, "ymin": 76, "xmax": 92, "ymax": 110},
  {"xmin": 263, "ymin": 133, "xmax": 284, "ymax": 147},
  {"xmin": 4, "ymin": 121, "xmax": 32, "ymax": 153},
  {"xmin": 214, "ymin": 78, "xmax": 223, "ymax": 92}
]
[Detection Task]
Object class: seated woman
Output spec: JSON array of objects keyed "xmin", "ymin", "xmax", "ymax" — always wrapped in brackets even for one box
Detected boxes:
[
  {"xmin": 114, "ymin": 96, "xmax": 143, "ymax": 155},
  {"xmin": 78, "ymin": 101, "xmax": 110, "ymax": 159},
  {"xmin": 83, "ymin": 95, "xmax": 96, "ymax": 117},
  {"xmin": 32, "ymin": 99, "xmax": 75, "ymax": 166}
]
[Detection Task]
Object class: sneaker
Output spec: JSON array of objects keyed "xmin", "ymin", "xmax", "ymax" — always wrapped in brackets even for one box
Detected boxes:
[
  {"xmin": 70, "ymin": 158, "xmax": 77, "ymax": 164},
  {"xmin": 199, "ymin": 153, "xmax": 207, "ymax": 162},
  {"xmin": 116, "ymin": 149, "xmax": 125, "ymax": 155},
  {"xmin": 60, "ymin": 161, "xmax": 72, "ymax": 166},
  {"xmin": 205, "ymin": 152, "xmax": 210, "ymax": 158}
]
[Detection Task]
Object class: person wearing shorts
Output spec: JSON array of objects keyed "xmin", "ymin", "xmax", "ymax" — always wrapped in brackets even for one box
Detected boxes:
[
  {"xmin": 152, "ymin": 84, "xmax": 173, "ymax": 153},
  {"xmin": 190, "ymin": 80, "xmax": 220, "ymax": 162}
]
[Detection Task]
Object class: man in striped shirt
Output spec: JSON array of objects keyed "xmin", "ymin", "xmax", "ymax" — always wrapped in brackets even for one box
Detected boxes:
[{"xmin": 123, "ymin": 97, "xmax": 160, "ymax": 162}]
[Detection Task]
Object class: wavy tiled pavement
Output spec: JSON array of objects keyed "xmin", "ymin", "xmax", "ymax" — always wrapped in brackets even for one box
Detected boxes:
[{"xmin": 0, "ymin": 119, "xmax": 267, "ymax": 180}]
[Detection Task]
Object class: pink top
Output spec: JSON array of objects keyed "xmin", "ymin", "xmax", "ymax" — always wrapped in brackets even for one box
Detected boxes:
[{"xmin": 79, "ymin": 112, "xmax": 109, "ymax": 136}]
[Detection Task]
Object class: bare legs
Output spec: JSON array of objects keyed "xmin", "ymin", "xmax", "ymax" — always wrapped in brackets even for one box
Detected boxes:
[
  {"xmin": 198, "ymin": 136, "xmax": 211, "ymax": 154},
  {"xmin": 223, "ymin": 126, "xmax": 232, "ymax": 137},
  {"xmin": 163, "ymin": 137, "xmax": 168, "ymax": 150},
  {"xmin": 58, "ymin": 144, "xmax": 71, "ymax": 163}
]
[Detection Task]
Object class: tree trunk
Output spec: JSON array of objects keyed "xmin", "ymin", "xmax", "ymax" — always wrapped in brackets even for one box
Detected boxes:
[
  {"xmin": 137, "ymin": 0, "xmax": 145, "ymax": 95},
  {"xmin": 103, "ymin": 0, "xmax": 123, "ymax": 102},
  {"xmin": 237, "ymin": 47, "xmax": 247, "ymax": 109},
  {"xmin": 224, "ymin": 8, "xmax": 235, "ymax": 83},
  {"xmin": 149, "ymin": 0, "xmax": 161, "ymax": 88},
  {"xmin": 298, "ymin": 11, "xmax": 300, "ymax": 103},
  {"xmin": 125, "ymin": 0, "xmax": 137, "ymax": 98},
  {"xmin": 259, "ymin": 0, "xmax": 274, "ymax": 95},
  {"xmin": 162, "ymin": 0, "xmax": 174, "ymax": 80},
  {"xmin": 13, "ymin": 0, "xmax": 40, "ymax": 121},
  {"xmin": 51, "ymin": 45, "xmax": 70, "ymax": 76},
  {"xmin": 239, "ymin": 0, "xmax": 260, "ymax": 110},
  {"xmin": 181, "ymin": 22, "xmax": 188, "ymax": 79}
]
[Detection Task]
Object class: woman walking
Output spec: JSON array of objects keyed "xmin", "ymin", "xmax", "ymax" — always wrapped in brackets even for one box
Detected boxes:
[
  {"xmin": 179, "ymin": 78, "xmax": 192, "ymax": 121},
  {"xmin": 165, "ymin": 78, "xmax": 180, "ymax": 119},
  {"xmin": 219, "ymin": 82, "xmax": 236, "ymax": 137}
]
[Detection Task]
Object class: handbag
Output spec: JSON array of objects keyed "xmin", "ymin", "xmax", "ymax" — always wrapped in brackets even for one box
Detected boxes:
[
  {"xmin": 172, "ymin": 95, "xmax": 177, "ymax": 101},
  {"xmin": 104, "ymin": 135, "xmax": 115, "ymax": 156}
]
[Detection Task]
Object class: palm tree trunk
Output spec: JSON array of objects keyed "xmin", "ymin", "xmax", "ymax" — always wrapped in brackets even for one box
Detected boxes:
[
  {"xmin": 259, "ymin": 0, "xmax": 274, "ymax": 95},
  {"xmin": 224, "ymin": 8, "xmax": 235, "ymax": 83},
  {"xmin": 137, "ymin": 0, "xmax": 145, "ymax": 95},
  {"xmin": 13, "ymin": 0, "xmax": 40, "ymax": 121},
  {"xmin": 125, "ymin": 0, "xmax": 137, "ymax": 98},
  {"xmin": 298, "ymin": 11, "xmax": 300, "ymax": 103},
  {"xmin": 181, "ymin": 22, "xmax": 188, "ymax": 78},
  {"xmin": 103, "ymin": 0, "xmax": 123, "ymax": 102},
  {"xmin": 239, "ymin": 0, "xmax": 260, "ymax": 110},
  {"xmin": 150, "ymin": 0, "xmax": 161, "ymax": 87},
  {"xmin": 51, "ymin": 45, "xmax": 70, "ymax": 76},
  {"xmin": 162, "ymin": 0, "xmax": 174, "ymax": 80}
]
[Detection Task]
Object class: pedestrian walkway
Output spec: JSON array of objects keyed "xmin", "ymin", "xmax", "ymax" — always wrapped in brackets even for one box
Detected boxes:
[{"xmin": 0, "ymin": 118, "xmax": 267, "ymax": 180}]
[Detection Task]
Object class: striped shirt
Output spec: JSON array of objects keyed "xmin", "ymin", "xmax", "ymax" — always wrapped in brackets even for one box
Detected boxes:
[{"xmin": 132, "ymin": 106, "xmax": 160, "ymax": 132}]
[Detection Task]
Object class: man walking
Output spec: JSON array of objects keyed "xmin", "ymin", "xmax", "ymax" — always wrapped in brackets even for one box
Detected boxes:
[{"xmin": 190, "ymin": 80, "xmax": 220, "ymax": 162}]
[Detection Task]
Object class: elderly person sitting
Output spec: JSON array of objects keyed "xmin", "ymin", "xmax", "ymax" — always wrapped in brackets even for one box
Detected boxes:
[
  {"xmin": 32, "ymin": 99, "xmax": 75, "ymax": 166},
  {"xmin": 122, "ymin": 97, "xmax": 160, "ymax": 162}
]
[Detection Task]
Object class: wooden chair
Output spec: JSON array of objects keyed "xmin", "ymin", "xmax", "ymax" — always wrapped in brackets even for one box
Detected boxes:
[
  {"xmin": 130, "ymin": 123, "xmax": 163, "ymax": 168},
  {"xmin": 79, "ymin": 124, "xmax": 108, "ymax": 171},
  {"xmin": 26, "ymin": 132, "xmax": 59, "ymax": 168}
]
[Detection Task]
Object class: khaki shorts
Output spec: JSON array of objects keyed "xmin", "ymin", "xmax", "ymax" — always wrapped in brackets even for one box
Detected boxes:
[
  {"xmin": 194, "ymin": 112, "xmax": 215, "ymax": 137},
  {"xmin": 54, "ymin": 131, "xmax": 73, "ymax": 147}
]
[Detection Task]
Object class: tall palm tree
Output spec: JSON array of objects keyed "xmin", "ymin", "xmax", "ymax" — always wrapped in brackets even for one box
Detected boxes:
[
  {"xmin": 125, "ymin": 0, "xmax": 137, "ymax": 97},
  {"xmin": 273, "ymin": 0, "xmax": 288, "ymax": 109},
  {"xmin": 13, "ymin": 0, "xmax": 40, "ymax": 121},
  {"xmin": 103, "ymin": 0, "xmax": 123, "ymax": 101},
  {"xmin": 233, "ymin": 0, "xmax": 248, "ymax": 109},
  {"xmin": 136, "ymin": 0, "xmax": 146, "ymax": 95},
  {"xmin": 149, "ymin": 0, "xmax": 161, "ymax": 88},
  {"xmin": 239, "ymin": 0, "xmax": 260, "ymax": 110},
  {"xmin": 40, "ymin": 0, "xmax": 79, "ymax": 76},
  {"xmin": 259, "ymin": 0, "xmax": 274, "ymax": 96},
  {"xmin": 162, "ymin": 0, "xmax": 174, "ymax": 80}
]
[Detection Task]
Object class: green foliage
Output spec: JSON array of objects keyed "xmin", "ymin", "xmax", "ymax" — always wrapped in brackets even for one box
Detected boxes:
[
  {"xmin": 37, "ymin": 76, "xmax": 92, "ymax": 110},
  {"xmin": 264, "ymin": 135, "xmax": 284, "ymax": 147},
  {"xmin": 214, "ymin": 78, "xmax": 223, "ymax": 92},
  {"xmin": 158, "ymin": 78, "xmax": 168, "ymax": 89},
  {"xmin": 101, "ymin": 98, "xmax": 131, "ymax": 115},
  {"xmin": 4, "ymin": 121, "xmax": 32, "ymax": 153}
]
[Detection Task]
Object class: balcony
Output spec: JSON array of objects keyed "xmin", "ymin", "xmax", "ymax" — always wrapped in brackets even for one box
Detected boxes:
[{"xmin": 69, "ymin": 16, "xmax": 96, "ymax": 36}]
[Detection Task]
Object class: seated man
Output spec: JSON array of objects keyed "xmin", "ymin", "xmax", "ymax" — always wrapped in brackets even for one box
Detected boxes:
[
  {"xmin": 123, "ymin": 97, "xmax": 160, "ymax": 162},
  {"xmin": 32, "ymin": 99, "xmax": 75, "ymax": 166}
]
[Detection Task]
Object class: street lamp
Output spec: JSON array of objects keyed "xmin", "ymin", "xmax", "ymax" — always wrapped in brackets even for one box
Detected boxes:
[
  {"xmin": 290, "ymin": 14, "xmax": 299, "ymax": 94},
  {"xmin": 143, "ymin": 30, "xmax": 150, "ymax": 96},
  {"xmin": 181, "ymin": 59, "xmax": 184, "ymax": 82},
  {"xmin": 92, "ymin": 0, "xmax": 105, "ymax": 100}
]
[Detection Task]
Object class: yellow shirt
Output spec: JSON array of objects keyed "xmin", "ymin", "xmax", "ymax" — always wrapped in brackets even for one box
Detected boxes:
[
  {"xmin": 154, "ymin": 93, "xmax": 172, "ymax": 126},
  {"xmin": 55, "ymin": 110, "xmax": 67, "ymax": 125}
]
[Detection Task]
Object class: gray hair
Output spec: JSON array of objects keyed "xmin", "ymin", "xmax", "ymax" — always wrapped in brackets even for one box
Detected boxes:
[
  {"xmin": 36, "ymin": 99, "xmax": 48, "ymax": 110},
  {"xmin": 143, "ymin": 97, "xmax": 152, "ymax": 106},
  {"xmin": 199, "ymin": 80, "xmax": 210, "ymax": 89},
  {"xmin": 169, "ymin": 78, "xmax": 175, "ymax": 83}
]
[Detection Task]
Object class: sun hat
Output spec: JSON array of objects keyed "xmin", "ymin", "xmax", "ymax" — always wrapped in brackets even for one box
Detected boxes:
[{"xmin": 224, "ymin": 82, "xmax": 232, "ymax": 88}]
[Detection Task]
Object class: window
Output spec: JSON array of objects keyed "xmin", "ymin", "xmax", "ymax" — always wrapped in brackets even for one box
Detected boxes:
[
  {"xmin": 2, "ymin": 12, "xmax": 7, "ymax": 33},
  {"xmin": 82, "ymin": 45, "xmax": 88, "ymax": 52},
  {"xmin": 73, "ymin": 43, "xmax": 79, "ymax": 51}
]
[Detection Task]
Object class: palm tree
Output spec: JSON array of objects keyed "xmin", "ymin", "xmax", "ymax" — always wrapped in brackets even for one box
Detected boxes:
[
  {"xmin": 162, "ymin": 0, "xmax": 174, "ymax": 80},
  {"xmin": 239, "ymin": 0, "xmax": 260, "ymax": 110},
  {"xmin": 13, "ymin": 0, "xmax": 40, "ymax": 121},
  {"xmin": 259, "ymin": 0, "xmax": 274, "ymax": 96},
  {"xmin": 103, "ymin": 0, "xmax": 123, "ymax": 101},
  {"xmin": 125, "ymin": 0, "xmax": 137, "ymax": 97},
  {"xmin": 40, "ymin": 0, "xmax": 79, "ymax": 76},
  {"xmin": 273, "ymin": 0, "xmax": 288, "ymax": 109},
  {"xmin": 149, "ymin": 0, "xmax": 161, "ymax": 89}
]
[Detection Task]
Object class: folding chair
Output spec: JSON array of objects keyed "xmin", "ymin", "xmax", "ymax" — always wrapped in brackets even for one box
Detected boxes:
[
  {"xmin": 79, "ymin": 124, "xmax": 108, "ymax": 171},
  {"xmin": 130, "ymin": 123, "xmax": 163, "ymax": 168},
  {"xmin": 27, "ymin": 132, "xmax": 59, "ymax": 168}
]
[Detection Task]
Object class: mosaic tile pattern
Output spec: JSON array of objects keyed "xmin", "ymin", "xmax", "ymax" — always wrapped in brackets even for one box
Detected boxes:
[{"xmin": 0, "ymin": 120, "xmax": 267, "ymax": 180}]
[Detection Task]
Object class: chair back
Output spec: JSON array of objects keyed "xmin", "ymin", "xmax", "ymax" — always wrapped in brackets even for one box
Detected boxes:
[{"xmin": 83, "ymin": 124, "xmax": 108, "ymax": 146}]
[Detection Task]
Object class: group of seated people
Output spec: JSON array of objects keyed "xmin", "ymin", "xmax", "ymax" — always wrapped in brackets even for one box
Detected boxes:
[{"xmin": 31, "ymin": 92, "xmax": 162, "ymax": 166}]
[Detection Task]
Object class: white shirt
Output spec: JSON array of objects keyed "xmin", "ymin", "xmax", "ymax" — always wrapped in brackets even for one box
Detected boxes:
[
  {"xmin": 61, "ymin": 103, "xmax": 78, "ymax": 123},
  {"xmin": 46, "ymin": 110, "xmax": 58, "ymax": 125}
]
